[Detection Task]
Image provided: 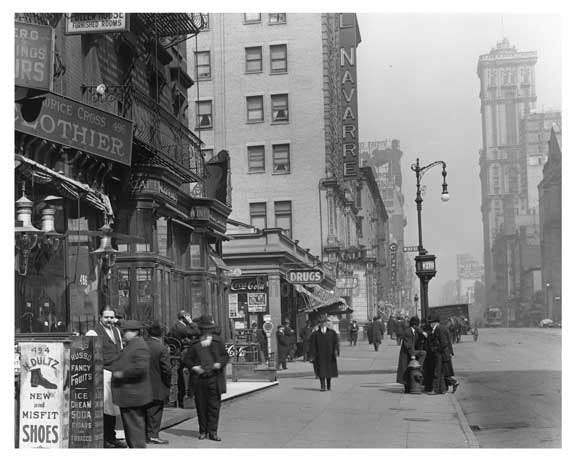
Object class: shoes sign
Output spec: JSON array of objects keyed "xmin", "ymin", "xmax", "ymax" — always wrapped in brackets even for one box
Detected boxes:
[{"xmin": 18, "ymin": 342, "xmax": 67, "ymax": 448}]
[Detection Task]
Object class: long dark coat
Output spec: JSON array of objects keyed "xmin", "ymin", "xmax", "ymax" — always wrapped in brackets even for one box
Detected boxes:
[
  {"xmin": 276, "ymin": 328, "xmax": 291, "ymax": 363},
  {"xmin": 110, "ymin": 336, "xmax": 153, "ymax": 408},
  {"xmin": 396, "ymin": 327, "xmax": 426, "ymax": 384},
  {"xmin": 371, "ymin": 320, "xmax": 384, "ymax": 344},
  {"xmin": 431, "ymin": 324, "xmax": 455, "ymax": 377},
  {"xmin": 146, "ymin": 337, "xmax": 172, "ymax": 402},
  {"xmin": 183, "ymin": 335, "xmax": 230, "ymax": 395},
  {"xmin": 309, "ymin": 328, "xmax": 339, "ymax": 378}
]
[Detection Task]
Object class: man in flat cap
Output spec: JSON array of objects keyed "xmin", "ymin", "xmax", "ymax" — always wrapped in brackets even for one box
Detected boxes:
[
  {"xmin": 110, "ymin": 320, "xmax": 152, "ymax": 448},
  {"xmin": 183, "ymin": 314, "xmax": 229, "ymax": 442}
]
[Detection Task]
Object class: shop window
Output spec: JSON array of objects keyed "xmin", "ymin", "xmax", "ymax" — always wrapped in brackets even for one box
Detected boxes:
[
  {"xmin": 247, "ymin": 95, "xmax": 264, "ymax": 122},
  {"xmin": 133, "ymin": 208, "xmax": 153, "ymax": 252},
  {"xmin": 274, "ymin": 200, "xmax": 292, "ymax": 238},
  {"xmin": 195, "ymin": 51, "xmax": 211, "ymax": 80},
  {"xmin": 173, "ymin": 224, "xmax": 190, "ymax": 268},
  {"xmin": 190, "ymin": 233, "xmax": 204, "ymax": 268},
  {"xmin": 250, "ymin": 202, "xmax": 267, "ymax": 229},
  {"xmin": 196, "ymin": 100, "xmax": 213, "ymax": 129},
  {"xmin": 248, "ymin": 145, "xmax": 265, "ymax": 172},
  {"xmin": 271, "ymin": 94, "xmax": 289, "ymax": 122},
  {"xmin": 245, "ymin": 46, "xmax": 262, "ymax": 73},
  {"xmin": 272, "ymin": 144, "xmax": 290, "ymax": 173},
  {"xmin": 270, "ymin": 44, "xmax": 287, "ymax": 73},
  {"xmin": 134, "ymin": 268, "xmax": 153, "ymax": 321},
  {"xmin": 157, "ymin": 217, "xmax": 169, "ymax": 257},
  {"xmin": 117, "ymin": 268, "xmax": 131, "ymax": 318}
]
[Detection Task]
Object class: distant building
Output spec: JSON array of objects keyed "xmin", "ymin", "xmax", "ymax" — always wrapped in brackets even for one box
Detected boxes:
[{"xmin": 538, "ymin": 128, "xmax": 561, "ymax": 323}]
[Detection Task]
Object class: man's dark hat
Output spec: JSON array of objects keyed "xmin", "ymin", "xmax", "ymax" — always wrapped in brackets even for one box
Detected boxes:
[
  {"xmin": 120, "ymin": 319, "xmax": 144, "ymax": 330},
  {"xmin": 429, "ymin": 316, "xmax": 441, "ymax": 323},
  {"xmin": 197, "ymin": 314, "xmax": 216, "ymax": 330},
  {"xmin": 147, "ymin": 321, "xmax": 163, "ymax": 337},
  {"xmin": 177, "ymin": 310, "xmax": 189, "ymax": 319}
]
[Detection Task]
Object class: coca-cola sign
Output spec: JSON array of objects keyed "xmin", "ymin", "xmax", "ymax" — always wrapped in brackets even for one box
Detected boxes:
[{"xmin": 230, "ymin": 276, "xmax": 268, "ymax": 293}]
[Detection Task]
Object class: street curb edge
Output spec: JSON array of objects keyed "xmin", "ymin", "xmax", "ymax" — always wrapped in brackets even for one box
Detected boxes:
[{"xmin": 448, "ymin": 393, "xmax": 480, "ymax": 448}]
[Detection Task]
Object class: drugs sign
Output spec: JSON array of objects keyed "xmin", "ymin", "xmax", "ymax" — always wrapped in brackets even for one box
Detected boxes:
[{"xmin": 287, "ymin": 269, "xmax": 324, "ymax": 284}]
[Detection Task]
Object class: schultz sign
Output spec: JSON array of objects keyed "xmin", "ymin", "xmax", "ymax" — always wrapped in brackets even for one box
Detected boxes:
[
  {"xmin": 15, "ymin": 22, "xmax": 54, "ymax": 91},
  {"xmin": 287, "ymin": 269, "xmax": 324, "ymax": 284},
  {"xmin": 15, "ymin": 91, "xmax": 133, "ymax": 166}
]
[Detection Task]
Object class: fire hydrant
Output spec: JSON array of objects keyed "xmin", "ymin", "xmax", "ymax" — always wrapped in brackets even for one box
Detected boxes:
[{"xmin": 405, "ymin": 358, "xmax": 424, "ymax": 394}]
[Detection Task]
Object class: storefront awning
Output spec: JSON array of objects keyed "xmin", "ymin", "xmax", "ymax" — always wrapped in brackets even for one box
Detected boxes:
[
  {"xmin": 209, "ymin": 251, "xmax": 232, "ymax": 272},
  {"xmin": 294, "ymin": 283, "xmax": 350, "ymax": 314},
  {"xmin": 15, "ymin": 154, "xmax": 114, "ymax": 219}
]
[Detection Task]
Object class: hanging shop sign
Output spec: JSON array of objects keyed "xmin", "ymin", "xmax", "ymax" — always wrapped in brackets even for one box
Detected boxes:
[
  {"xmin": 18, "ymin": 342, "xmax": 68, "ymax": 448},
  {"xmin": 230, "ymin": 276, "xmax": 268, "ymax": 293},
  {"xmin": 15, "ymin": 91, "xmax": 133, "ymax": 166},
  {"xmin": 15, "ymin": 22, "xmax": 54, "ymax": 91},
  {"xmin": 287, "ymin": 269, "xmax": 324, "ymax": 284},
  {"xmin": 64, "ymin": 13, "xmax": 130, "ymax": 35}
]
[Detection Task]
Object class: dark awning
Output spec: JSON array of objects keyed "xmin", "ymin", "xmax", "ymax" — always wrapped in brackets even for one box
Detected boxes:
[{"xmin": 294, "ymin": 284, "xmax": 350, "ymax": 313}]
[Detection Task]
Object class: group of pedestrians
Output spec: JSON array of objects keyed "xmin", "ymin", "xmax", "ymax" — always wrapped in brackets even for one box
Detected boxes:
[{"xmin": 86, "ymin": 306, "xmax": 228, "ymax": 448}]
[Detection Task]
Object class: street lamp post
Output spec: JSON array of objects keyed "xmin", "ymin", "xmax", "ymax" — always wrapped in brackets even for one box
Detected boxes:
[{"xmin": 411, "ymin": 158, "xmax": 449, "ymax": 321}]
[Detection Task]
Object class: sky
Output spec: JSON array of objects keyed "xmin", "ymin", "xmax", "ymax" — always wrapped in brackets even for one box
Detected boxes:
[{"xmin": 355, "ymin": 12, "xmax": 562, "ymax": 304}]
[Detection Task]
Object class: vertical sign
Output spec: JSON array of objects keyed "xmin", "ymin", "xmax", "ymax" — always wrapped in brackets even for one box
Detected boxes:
[
  {"xmin": 18, "ymin": 342, "xmax": 66, "ymax": 448},
  {"xmin": 69, "ymin": 336, "xmax": 103, "ymax": 448},
  {"xmin": 15, "ymin": 22, "xmax": 54, "ymax": 91},
  {"xmin": 339, "ymin": 13, "xmax": 360, "ymax": 178}
]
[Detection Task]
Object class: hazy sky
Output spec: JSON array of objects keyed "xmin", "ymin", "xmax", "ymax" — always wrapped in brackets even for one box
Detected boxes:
[{"xmin": 356, "ymin": 12, "xmax": 562, "ymax": 304}]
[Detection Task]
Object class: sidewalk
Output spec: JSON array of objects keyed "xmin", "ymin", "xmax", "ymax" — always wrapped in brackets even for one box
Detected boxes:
[{"xmin": 148, "ymin": 337, "xmax": 479, "ymax": 448}]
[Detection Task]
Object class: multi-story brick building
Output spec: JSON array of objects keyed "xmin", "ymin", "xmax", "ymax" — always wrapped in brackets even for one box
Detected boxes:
[{"xmin": 190, "ymin": 13, "xmax": 373, "ymax": 336}]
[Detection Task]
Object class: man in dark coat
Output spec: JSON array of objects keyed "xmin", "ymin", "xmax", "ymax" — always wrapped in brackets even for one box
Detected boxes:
[
  {"xmin": 110, "ymin": 320, "xmax": 153, "ymax": 448},
  {"xmin": 428, "ymin": 317, "xmax": 459, "ymax": 395},
  {"xmin": 168, "ymin": 310, "xmax": 200, "ymax": 407},
  {"xmin": 396, "ymin": 316, "xmax": 427, "ymax": 392},
  {"xmin": 349, "ymin": 320, "xmax": 359, "ymax": 346},
  {"xmin": 308, "ymin": 317, "xmax": 339, "ymax": 391},
  {"xmin": 144, "ymin": 322, "xmax": 172, "ymax": 445},
  {"xmin": 299, "ymin": 320, "xmax": 313, "ymax": 361},
  {"xmin": 183, "ymin": 314, "xmax": 229, "ymax": 442},
  {"xmin": 283, "ymin": 319, "xmax": 297, "ymax": 361},
  {"xmin": 276, "ymin": 325, "xmax": 290, "ymax": 370},
  {"xmin": 370, "ymin": 317, "xmax": 385, "ymax": 351},
  {"xmin": 85, "ymin": 306, "xmax": 126, "ymax": 448}
]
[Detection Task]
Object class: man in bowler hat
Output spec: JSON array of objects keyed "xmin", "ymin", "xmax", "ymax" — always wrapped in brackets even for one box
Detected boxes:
[
  {"xmin": 144, "ymin": 321, "xmax": 172, "ymax": 444},
  {"xmin": 308, "ymin": 316, "xmax": 340, "ymax": 391},
  {"xmin": 428, "ymin": 316, "xmax": 459, "ymax": 394},
  {"xmin": 183, "ymin": 314, "xmax": 229, "ymax": 442},
  {"xmin": 110, "ymin": 320, "xmax": 153, "ymax": 448}
]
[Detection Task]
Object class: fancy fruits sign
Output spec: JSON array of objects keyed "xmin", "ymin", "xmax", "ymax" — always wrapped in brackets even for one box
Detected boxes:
[{"xmin": 15, "ymin": 21, "xmax": 54, "ymax": 91}]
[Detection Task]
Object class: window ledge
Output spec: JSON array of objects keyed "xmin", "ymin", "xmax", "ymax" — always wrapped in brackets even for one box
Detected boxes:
[
  {"xmin": 271, "ymin": 120, "xmax": 289, "ymax": 125},
  {"xmin": 245, "ymin": 70, "xmax": 263, "ymax": 75},
  {"xmin": 269, "ymin": 22, "xmax": 286, "ymax": 26},
  {"xmin": 246, "ymin": 120, "xmax": 264, "ymax": 124},
  {"xmin": 197, "ymin": 76, "xmax": 212, "ymax": 82},
  {"xmin": 248, "ymin": 170, "xmax": 266, "ymax": 174},
  {"xmin": 272, "ymin": 171, "xmax": 290, "ymax": 175},
  {"xmin": 270, "ymin": 71, "xmax": 288, "ymax": 75},
  {"xmin": 195, "ymin": 126, "xmax": 213, "ymax": 131}
]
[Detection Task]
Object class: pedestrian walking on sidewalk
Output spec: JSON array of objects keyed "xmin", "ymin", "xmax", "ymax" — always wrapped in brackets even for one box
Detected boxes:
[
  {"xmin": 110, "ymin": 320, "xmax": 153, "ymax": 448},
  {"xmin": 283, "ymin": 319, "xmax": 297, "ymax": 361},
  {"xmin": 349, "ymin": 320, "xmax": 359, "ymax": 346},
  {"xmin": 276, "ymin": 325, "xmax": 290, "ymax": 370},
  {"xmin": 144, "ymin": 321, "xmax": 171, "ymax": 445},
  {"xmin": 368, "ymin": 316, "xmax": 384, "ymax": 351},
  {"xmin": 183, "ymin": 314, "xmax": 230, "ymax": 442},
  {"xmin": 85, "ymin": 307, "xmax": 126, "ymax": 448},
  {"xmin": 427, "ymin": 316, "xmax": 459, "ymax": 395},
  {"xmin": 308, "ymin": 316, "xmax": 339, "ymax": 391},
  {"xmin": 300, "ymin": 320, "xmax": 313, "ymax": 361},
  {"xmin": 396, "ymin": 316, "xmax": 427, "ymax": 392}
]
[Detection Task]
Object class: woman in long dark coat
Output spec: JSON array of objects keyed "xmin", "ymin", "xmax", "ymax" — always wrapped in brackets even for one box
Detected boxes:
[{"xmin": 308, "ymin": 317, "xmax": 339, "ymax": 391}]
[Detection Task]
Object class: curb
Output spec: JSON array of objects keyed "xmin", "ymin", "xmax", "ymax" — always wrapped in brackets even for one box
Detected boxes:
[
  {"xmin": 448, "ymin": 393, "xmax": 480, "ymax": 448},
  {"xmin": 222, "ymin": 381, "xmax": 279, "ymax": 404}
]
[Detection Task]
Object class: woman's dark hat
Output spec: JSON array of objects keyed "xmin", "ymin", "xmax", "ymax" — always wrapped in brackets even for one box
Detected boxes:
[{"xmin": 197, "ymin": 314, "xmax": 216, "ymax": 330}]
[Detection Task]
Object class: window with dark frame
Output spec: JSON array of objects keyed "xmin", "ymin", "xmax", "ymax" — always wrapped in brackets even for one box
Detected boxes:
[
  {"xmin": 245, "ymin": 46, "xmax": 263, "ymax": 73},
  {"xmin": 195, "ymin": 51, "xmax": 211, "ymax": 80},
  {"xmin": 244, "ymin": 13, "xmax": 261, "ymax": 23},
  {"xmin": 196, "ymin": 100, "xmax": 213, "ymax": 129},
  {"xmin": 248, "ymin": 145, "xmax": 265, "ymax": 172},
  {"xmin": 250, "ymin": 202, "xmax": 267, "ymax": 229},
  {"xmin": 269, "ymin": 13, "xmax": 286, "ymax": 24},
  {"xmin": 246, "ymin": 95, "xmax": 264, "ymax": 122},
  {"xmin": 272, "ymin": 144, "xmax": 290, "ymax": 173},
  {"xmin": 270, "ymin": 44, "xmax": 287, "ymax": 73},
  {"xmin": 274, "ymin": 201, "xmax": 292, "ymax": 238},
  {"xmin": 271, "ymin": 94, "xmax": 289, "ymax": 122}
]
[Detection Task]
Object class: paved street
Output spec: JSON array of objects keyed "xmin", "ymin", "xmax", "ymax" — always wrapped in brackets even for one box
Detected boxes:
[
  {"xmin": 451, "ymin": 328, "xmax": 561, "ymax": 448},
  {"xmin": 152, "ymin": 336, "xmax": 476, "ymax": 449}
]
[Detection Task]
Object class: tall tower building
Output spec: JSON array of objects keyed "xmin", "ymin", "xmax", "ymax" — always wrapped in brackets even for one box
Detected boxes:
[{"xmin": 477, "ymin": 38, "xmax": 537, "ymax": 308}]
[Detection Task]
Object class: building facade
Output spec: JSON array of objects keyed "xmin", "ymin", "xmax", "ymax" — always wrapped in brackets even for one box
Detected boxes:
[
  {"xmin": 538, "ymin": 129, "xmax": 561, "ymax": 323},
  {"xmin": 477, "ymin": 38, "xmax": 538, "ymax": 312},
  {"xmin": 15, "ymin": 13, "xmax": 232, "ymax": 337},
  {"xmin": 189, "ymin": 13, "xmax": 373, "ymax": 329}
]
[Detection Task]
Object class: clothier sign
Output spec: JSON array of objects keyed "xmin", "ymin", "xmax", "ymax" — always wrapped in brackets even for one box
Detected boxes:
[{"xmin": 15, "ymin": 91, "xmax": 133, "ymax": 166}]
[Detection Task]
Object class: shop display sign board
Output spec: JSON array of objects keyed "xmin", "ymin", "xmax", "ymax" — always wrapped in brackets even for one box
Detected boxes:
[
  {"xmin": 15, "ymin": 91, "xmax": 133, "ymax": 166},
  {"xmin": 248, "ymin": 293, "xmax": 267, "ymax": 312},
  {"xmin": 18, "ymin": 342, "xmax": 67, "ymax": 448},
  {"xmin": 68, "ymin": 336, "xmax": 103, "ymax": 448},
  {"xmin": 65, "ymin": 13, "xmax": 130, "ymax": 35},
  {"xmin": 15, "ymin": 22, "xmax": 54, "ymax": 90}
]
